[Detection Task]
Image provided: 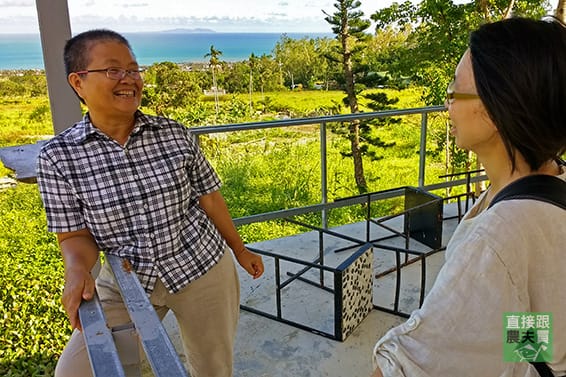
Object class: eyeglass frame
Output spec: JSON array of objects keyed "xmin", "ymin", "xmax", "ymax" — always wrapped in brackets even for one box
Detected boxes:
[
  {"xmin": 446, "ymin": 80, "xmax": 480, "ymax": 103},
  {"xmin": 74, "ymin": 67, "xmax": 144, "ymax": 80}
]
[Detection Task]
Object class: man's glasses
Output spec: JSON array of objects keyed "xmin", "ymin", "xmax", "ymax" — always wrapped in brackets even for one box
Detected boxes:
[
  {"xmin": 446, "ymin": 80, "xmax": 480, "ymax": 104},
  {"xmin": 75, "ymin": 67, "xmax": 144, "ymax": 80}
]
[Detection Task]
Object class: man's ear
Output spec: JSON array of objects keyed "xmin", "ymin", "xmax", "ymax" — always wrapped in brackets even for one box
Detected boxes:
[
  {"xmin": 68, "ymin": 73, "xmax": 86, "ymax": 103},
  {"xmin": 68, "ymin": 73, "xmax": 83, "ymax": 94}
]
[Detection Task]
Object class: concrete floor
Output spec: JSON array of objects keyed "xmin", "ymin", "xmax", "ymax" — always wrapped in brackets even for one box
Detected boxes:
[{"xmin": 144, "ymin": 202, "xmax": 464, "ymax": 377}]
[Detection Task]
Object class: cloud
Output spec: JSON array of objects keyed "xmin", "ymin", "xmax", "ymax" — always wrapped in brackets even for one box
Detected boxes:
[
  {"xmin": 122, "ymin": 2, "xmax": 148, "ymax": 8},
  {"xmin": 0, "ymin": 0, "xmax": 386, "ymax": 34},
  {"xmin": 0, "ymin": 1, "xmax": 34, "ymax": 6},
  {"xmin": 66, "ymin": 13, "xmax": 332, "ymax": 33},
  {"xmin": 0, "ymin": 15, "xmax": 39, "ymax": 33}
]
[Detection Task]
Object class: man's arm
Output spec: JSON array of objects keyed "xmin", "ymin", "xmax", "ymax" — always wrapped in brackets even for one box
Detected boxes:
[
  {"xmin": 198, "ymin": 190, "xmax": 264, "ymax": 279},
  {"xmin": 57, "ymin": 228, "xmax": 100, "ymax": 331}
]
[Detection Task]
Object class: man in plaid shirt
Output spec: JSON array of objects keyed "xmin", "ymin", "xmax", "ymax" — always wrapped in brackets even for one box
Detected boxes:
[{"xmin": 37, "ymin": 29, "xmax": 264, "ymax": 377}]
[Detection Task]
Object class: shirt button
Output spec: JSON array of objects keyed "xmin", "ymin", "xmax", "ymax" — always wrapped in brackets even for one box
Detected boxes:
[{"xmin": 143, "ymin": 203, "xmax": 149, "ymax": 210}]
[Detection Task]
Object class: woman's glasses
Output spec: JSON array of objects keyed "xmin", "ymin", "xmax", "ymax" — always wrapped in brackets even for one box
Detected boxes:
[{"xmin": 446, "ymin": 80, "xmax": 480, "ymax": 104}]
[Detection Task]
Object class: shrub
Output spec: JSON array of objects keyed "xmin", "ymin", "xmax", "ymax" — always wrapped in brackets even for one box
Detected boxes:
[{"xmin": 0, "ymin": 184, "xmax": 68, "ymax": 376}]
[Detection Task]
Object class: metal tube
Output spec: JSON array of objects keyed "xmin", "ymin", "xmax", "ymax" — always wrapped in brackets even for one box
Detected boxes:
[{"xmin": 418, "ymin": 112, "xmax": 428, "ymax": 187}]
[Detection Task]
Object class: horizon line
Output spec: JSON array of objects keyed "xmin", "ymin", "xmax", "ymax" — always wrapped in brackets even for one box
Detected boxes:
[{"xmin": 0, "ymin": 29, "xmax": 335, "ymax": 36}]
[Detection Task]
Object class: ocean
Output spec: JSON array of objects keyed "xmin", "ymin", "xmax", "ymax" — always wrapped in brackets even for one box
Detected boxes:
[{"xmin": 0, "ymin": 32, "xmax": 332, "ymax": 70}]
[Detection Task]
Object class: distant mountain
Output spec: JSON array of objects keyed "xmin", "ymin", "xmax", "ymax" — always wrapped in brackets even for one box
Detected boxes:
[{"xmin": 160, "ymin": 28, "xmax": 216, "ymax": 34}]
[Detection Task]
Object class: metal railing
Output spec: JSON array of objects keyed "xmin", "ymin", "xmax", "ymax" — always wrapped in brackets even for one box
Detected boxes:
[
  {"xmin": 189, "ymin": 105, "xmax": 486, "ymax": 228},
  {"xmin": 80, "ymin": 255, "xmax": 188, "ymax": 377},
  {"xmin": 189, "ymin": 107, "xmax": 486, "ymax": 336}
]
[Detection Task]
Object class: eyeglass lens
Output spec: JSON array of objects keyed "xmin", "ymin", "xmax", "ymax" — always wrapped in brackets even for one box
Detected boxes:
[{"xmin": 107, "ymin": 68, "xmax": 142, "ymax": 80}]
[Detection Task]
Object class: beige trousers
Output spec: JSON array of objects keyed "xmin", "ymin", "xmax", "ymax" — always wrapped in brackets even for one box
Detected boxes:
[{"xmin": 54, "ymin": 251, "xmax": 240, "ymax": 377}]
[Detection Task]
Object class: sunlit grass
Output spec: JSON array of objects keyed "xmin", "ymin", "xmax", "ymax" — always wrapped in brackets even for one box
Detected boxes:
[{"xmin": 0, "ymin": 97, "xmax": 53, "ymax": 147}]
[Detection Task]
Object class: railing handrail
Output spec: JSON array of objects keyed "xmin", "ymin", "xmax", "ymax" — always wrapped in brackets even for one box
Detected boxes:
[
  {"xmin": 79, "ymin": 254, "xmax": 189, "ymax": 377},
  {"xmin": 0, "ymin": 104, "xmax": 486, "ymax": 226},
  {"xmin": 189, "ymin": 105, "xmax": 447, "ymax": 135},
  {"xmin": 185, "ymin": 105, "xmax": 485, "ymax": 228}
]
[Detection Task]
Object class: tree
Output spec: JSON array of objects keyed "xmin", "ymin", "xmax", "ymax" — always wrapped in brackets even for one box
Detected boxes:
[
  {"xmin": 360, "ymin": 28, "xmax": 413, "ymax": 88},
  {"xmin": 0, "ymin": 70, "xmax": 47, "ymax": 97},
  {"xmin": 359, "ymin": 92, "xmax": 400, "ymax": 160},
  {"xmin": 313, "ymin": 37, "xmax": 340, "ymax": 90},
  {"xmin": 330, "ymin": 91, "xmax": 400, "ymax": 165},
  {"xmin": 141, "ymin": 62, "xmax": 201, "ymax": 116},
  {"xmin": 369, "ymin": 0, "xmax": 549, "ymax": 180},
  {"xmin": 222, "ymin": 62, "xmax": 251, "ymax": 93},
  {"xmin": 255, "ymin": 54, "xmax": 277, "ymax": 96},
  {"xmin": 248, "ymin": 53, "xmax": 257, "ymax": 116},
  {"xmin": 324, "ymin": 0, "xmax": 371, "ymax": 193},
  {"xmin": 273, "ymin": 35, "xmax": 338, "ymax": 89},
  {"xmin": 370, "ymin": 0, "xmax": 549, "ymax": 104},
  {"xmin": 204, "ymin": 45, "xmax": 223, "ymax": 119}
]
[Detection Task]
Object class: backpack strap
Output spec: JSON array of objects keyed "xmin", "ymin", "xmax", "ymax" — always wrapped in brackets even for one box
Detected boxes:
[
  {"xmin": 488, "ymin": 174, "xmax": 566, "ymax": 210},
  {"xmin": 530, "ymin": 362, "xmax": 555, "ymax": 377}
]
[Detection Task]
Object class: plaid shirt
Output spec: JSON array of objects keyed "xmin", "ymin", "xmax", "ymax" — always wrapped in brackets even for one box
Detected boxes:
[{"xmin": 37, "ymin": 111, "xmax": 226, "ymax": 294}]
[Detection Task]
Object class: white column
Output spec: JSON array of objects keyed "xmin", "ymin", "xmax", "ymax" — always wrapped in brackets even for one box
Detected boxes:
[{"xmin": 35, "ymin": 0, "xmax": 82, "ymax": 134}]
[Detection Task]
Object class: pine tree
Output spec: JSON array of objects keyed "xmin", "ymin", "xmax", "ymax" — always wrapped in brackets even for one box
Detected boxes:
[{"xmin": 324, "ymin": 0, "xmax": 371, "ymax": 193}]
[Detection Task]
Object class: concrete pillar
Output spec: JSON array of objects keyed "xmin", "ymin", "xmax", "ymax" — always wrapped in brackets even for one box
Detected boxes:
[{"xmin": 35, "ymin": 0, "xmax": 82, "ymax": 134}]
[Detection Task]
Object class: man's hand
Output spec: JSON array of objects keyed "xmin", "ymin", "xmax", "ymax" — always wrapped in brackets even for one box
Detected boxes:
[
  {"xmin": 57, "ymin": 228, "xmax": 100, "ymax": 331},
  {"xmin": 234, "ymin": 248, "xmax": 264, "ymax": 279},
  {"xmin": 62, "ymin": 266, "xmax": 95, "ymax": 331}
]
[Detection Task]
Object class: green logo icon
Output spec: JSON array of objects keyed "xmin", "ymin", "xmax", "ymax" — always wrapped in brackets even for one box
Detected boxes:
[{"xmin": 503, "ymin": 312, "xmax": 552, "ymax": 363}]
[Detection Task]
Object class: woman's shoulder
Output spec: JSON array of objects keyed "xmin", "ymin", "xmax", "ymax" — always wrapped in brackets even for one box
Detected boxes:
[{"xmin": 448, "ymin": 196, "xmax": 564, "ymax": 264}]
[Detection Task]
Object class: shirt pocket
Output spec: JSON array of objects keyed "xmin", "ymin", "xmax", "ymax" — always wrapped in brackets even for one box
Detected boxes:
[{"xmin": 150, "ymin": 154, "xmax": 191, "ymax": 198}]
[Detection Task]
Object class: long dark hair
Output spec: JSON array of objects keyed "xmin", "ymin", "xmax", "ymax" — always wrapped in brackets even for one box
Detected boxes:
[{"xmin": 469, "ymin": 17, "xmax": 566, "ymax": 171}]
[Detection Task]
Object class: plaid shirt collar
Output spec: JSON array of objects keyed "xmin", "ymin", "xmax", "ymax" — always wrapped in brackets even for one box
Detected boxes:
[{"xmin": 69, "ymin": 110, "xmax": 164, "ymax": 144}]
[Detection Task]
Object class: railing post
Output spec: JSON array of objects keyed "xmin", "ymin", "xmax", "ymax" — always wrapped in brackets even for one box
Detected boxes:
[
  {"xmin": 320, "ymin": 121, "xmax": 328, "ymax": 229},
  {"xmin": 418, "ymin": 112, "xmax": 428, "ymax": 188}
]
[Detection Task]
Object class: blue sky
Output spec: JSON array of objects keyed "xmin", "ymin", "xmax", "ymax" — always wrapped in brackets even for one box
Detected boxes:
[{"xmin": 0, "ymin": 0, "xmax": 402, "ymax": 34}]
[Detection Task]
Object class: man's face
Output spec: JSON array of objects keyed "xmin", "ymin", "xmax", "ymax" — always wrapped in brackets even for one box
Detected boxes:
[{"xmin": 69, "ymin": 40, "xmax": 143, "ymax": 122}]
